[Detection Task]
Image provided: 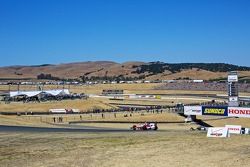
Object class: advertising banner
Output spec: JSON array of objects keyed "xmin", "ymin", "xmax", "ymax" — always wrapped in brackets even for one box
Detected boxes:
[
  {"xmin": 129, "ymin": 95, "xmax": 156, "ymax": 99},
  {"xmin": 184, "ymin": 106, "xmax": 202, "ymax": 115},
  {"xmin": 245, "ymin": 128, "xmax": 250, "ymax": 135},
  {"xmin": 207, "ymin": 127, "xmax": 230, "ymax": 138},
  {"xmin": 228, "ymin": 75, "xmax": 238, "ymax": 82},
  {"xmin": 49, "ymin": 109, "xmax": 66, "ymax": 113},
  {"xmin": 225, "ymin": 125, "xmax": 242, "ymax": 134},
  {"xmin": 228, "ymin": 107, "xmax": 250, "ymax": 118},
  {"xmin": 202, "ymin": 106, "xmax": 228, "ymax": 116},
  {"xmin": 155, "ymin": 95, "xmax": 161, "ymax": 99}
]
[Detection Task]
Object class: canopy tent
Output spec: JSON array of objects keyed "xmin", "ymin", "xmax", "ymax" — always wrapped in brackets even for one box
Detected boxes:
[
  {"xmin": 10, "ymin": 89, "xmax": 70, "ymax": 97},
  {"xmin": 10, "ymin": 91, "xmax": 41, "ymax": 97},
  {"xmin": 44, "ymin": 89, "xmax": 70, "ymax": 96}
]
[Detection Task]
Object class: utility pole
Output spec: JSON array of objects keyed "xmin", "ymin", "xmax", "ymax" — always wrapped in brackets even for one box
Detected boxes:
[{"xmin": 8, "ymin": 83, "xmax": 11, "ymax": 92}]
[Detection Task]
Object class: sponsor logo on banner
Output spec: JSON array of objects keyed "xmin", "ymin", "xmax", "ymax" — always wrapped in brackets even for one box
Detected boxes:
[
  {"xmin": 184, "ymin": 106, "xmax": 202, "ymax": 115},
  {"xmin": 228, "ymin": 107, "xmax": 250, "ymax": 118},
  {"xmin": 202, "ymin": 106, "xmax": 228, "ymax": 116},
  {"xmin": 207, "ymin": 127, "xmax": 230, "ymax": 138},
  {"xmin": 228, "ymin": 75, "xmax": 238, "ymax": 82},
  {"xmin": 225, "ymin": 125, "xmax": 242, "ymax": 134}
]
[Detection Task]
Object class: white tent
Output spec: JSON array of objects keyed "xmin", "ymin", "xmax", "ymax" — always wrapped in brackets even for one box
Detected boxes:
[
  {"xmin": 10, "ymin": 89, "xmax": 70, "ymax": 97},
  {"xmin": 44, "ymin": 89, "xmax": 70, "ymax": 96},
  {"xmin": 10, "ymin": 91, "xmax": 42, "ymax": 97}
]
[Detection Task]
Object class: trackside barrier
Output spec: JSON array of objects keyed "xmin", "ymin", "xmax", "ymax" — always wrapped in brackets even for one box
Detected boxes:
[
  {"xmin": 207, "ymin": 127, "xmax": 230, "ymax": 138},
  {"xmin": 49, "ymin": 109, "xmax": 80, "ymax": 114},
  {"xmin": 202, "ymin": 106, "xmax": 228, "ymax": 116},
  {"xmin": 49, "ymin": 109, "xmax": 67, "ymax": 114},
  {"xmin": 225, "ymin": 125, "xmax": 242, "ymax": 134},
  {"xmin": 245, "ymin": 128, "xmax": 250, "ymax": 134},
  {"xmin": 228, "ymin": 107, "xmax": 250, "ymax": 118},
  {"xmin": 184, "ymin": 106, "xmax": 202, "ymax": 115},
  {"xmin": 184, "ymin": 106, "xmax": 250, "ymax": 118}
]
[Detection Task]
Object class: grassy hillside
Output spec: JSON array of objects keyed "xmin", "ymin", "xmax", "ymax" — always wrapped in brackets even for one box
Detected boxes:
[{"xmin": 1, "ymin": 61, "xmax": 250, "ymax": 81}]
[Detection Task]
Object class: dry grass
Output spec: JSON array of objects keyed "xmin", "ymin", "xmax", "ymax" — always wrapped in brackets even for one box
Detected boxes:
[
  {"xmin": 200, "ymin": 116, "xmax": 250, "ymax": 127},
  {"xmin": 0, "ymin": 130, "xmax": 250, "ymax": 167},
  {"xmin": 76, "ymin": 112, "xmax": 185, "ymax": 122},
  {"xmin": 0, "ymin": 112, "xmax": 185, "ymax": 126},
  {"xmin": 0, "ymin": 83, "xmax": 160, "ymax": 94},
  {"xmin": 1, "ymin": 83, "xmax": 250, "ymax": 96},
  {"xmin": 0, "ymin": 83, "xmax": 233, "ymax": 95},
  {"xmin": 103, "ymin": 96, "xmax": 225, "ymax": 106},
  {"xmin": 1, "ymin": 61, "xmax": 250, "ymax": 80},
  {"xmin": 0, "ymin": 115, "xmax": 46, "ymax": 126},
  {"xmin": 147, "ymin": 68, "xmax": 227, "ymax": 80},
  {"xmin": 0, "ymin": 98, "xmax": 114, "ymax": 113},
  {"xmin": 0, "ymin": 83, "xmax": 232, "ymax": 113}
]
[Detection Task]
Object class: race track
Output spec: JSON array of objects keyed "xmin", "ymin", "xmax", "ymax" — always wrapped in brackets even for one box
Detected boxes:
[{"xmin": 0, "ymin": 125, "xmax": 131, "ymax": 133}]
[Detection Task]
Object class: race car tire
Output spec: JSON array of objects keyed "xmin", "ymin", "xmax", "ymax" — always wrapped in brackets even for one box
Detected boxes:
[{"xmin": 132, "ymin": 125, "xmax": 137, "ymax": 130}]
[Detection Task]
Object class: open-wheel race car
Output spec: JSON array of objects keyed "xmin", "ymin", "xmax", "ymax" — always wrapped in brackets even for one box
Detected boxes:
[{"xmin": 131, "ymin": 122, "xmax": 158, "ymax": 131}]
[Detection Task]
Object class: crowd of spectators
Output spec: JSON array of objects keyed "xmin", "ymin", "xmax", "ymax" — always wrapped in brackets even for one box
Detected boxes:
[{"xmin": 156, "ymin": 82, "xmax": 250, "ymax": 93}]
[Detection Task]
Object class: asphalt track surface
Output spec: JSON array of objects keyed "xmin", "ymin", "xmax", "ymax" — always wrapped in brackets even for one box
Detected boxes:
[{"xmin": 0, "ymin": 125, "xmax": 132, "ymax": 133}]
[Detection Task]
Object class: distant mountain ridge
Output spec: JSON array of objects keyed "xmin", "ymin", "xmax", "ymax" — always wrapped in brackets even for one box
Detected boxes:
[
  {"xmin": 1, "ymin": 61, "xmax": 250, "ymax": 81},
  {"xmin": 135, "ymin": 62, "xmax": 250, "ymax": 73}
]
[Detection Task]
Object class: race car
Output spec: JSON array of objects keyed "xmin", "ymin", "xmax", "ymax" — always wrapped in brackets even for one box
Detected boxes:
[{"xmin": 131, "ymin": 122, "xmax": 158, "ymax": 131}]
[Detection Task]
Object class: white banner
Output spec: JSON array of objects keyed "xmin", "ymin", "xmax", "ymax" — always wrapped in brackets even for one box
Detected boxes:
[
  {"xmin": 72, "ymin": 109, "xmax": 80, "ymax": 113},
  {"xmin": 245, "ymin": 128, "xmax": 250, "ymax": 135},
  {"xmin": 229, "ymin": 97, "xmax": 238, "ymax": 102},
  {"xmin": 228, "ymin": 107, "xmax": 250, "ymax": 118},
  {"xmin": 129, "ymin": 95, "xmax": 156, "ymax": 99},
  {"xmin": 184, "ymin": 106, "xmax": 202, "ymax": 115},
  {"xmin": 207, "ymin": 127, "xmax": 230, "ymax": 138},
  {"xmin": 225, "ymin": 125, "xmax": 242, "ymax": 134},
  {"xmin": 49, "ymin": 109, "xmax": 66, "ymax": 113},
  {"xmin": 228, "ymin": 75, "xmax": 238, "ymax": 82}
]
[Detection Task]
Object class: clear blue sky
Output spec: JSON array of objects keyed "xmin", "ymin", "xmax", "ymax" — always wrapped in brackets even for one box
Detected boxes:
[{"xmin": 0, "ymin": 0, "xmax": 250, "ymax": 67}]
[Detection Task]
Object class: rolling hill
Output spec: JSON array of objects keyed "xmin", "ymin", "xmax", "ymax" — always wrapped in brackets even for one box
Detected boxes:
[{"xmin": 1, "ymin": 61, "xmax": 250, "ymax": 81}]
